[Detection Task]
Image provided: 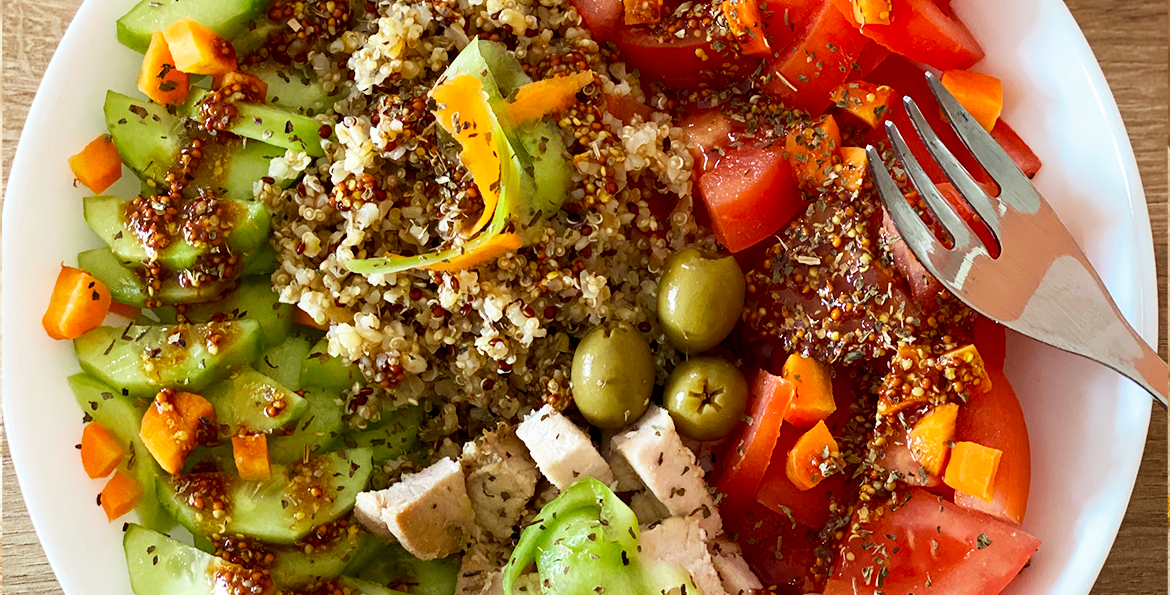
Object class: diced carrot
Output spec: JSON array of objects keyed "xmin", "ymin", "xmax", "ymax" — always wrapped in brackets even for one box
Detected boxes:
[
  {"xmin": 293, "ymin": 306, "xmax": 329, "ymax": 330},
  {"xmin": 140, "ymin": 390, "xmax": 216, "ymax": 475},
  {"xmin": 232, "ymin": 434, "xmax": 271, "ymax": 480},
  {"xmin": 68, "ymin": 135, "xmax": 123, "ymax": 194},
  {"xmin": 907, "ymin": 402, "xmax": 959, "ymax": 478},
  {"xmin": 785, "ymin": 420, "xmax": 840, "ymax": 491},
  {"xmin": 715, "ymin": 371, "xmax": 796, "ymax": 511},
  {"xmin": 137, "ymin": 31, "xmax": 189, "ymax": 105},
  {"xmin": 938, "ymin": 344, "xmax": 993, "ymax": 396},
  {"xmin": 508, "ymin": 72, "xmax": 596, "ymax": 124},
  {"xmin": 108, "ymin": 301, "xmax": 143, "ymax": 320},
  {"xmin": 780, "ymin": 354, "xmax": 836, "ymax": 428},
  {"xmin": 100, "ymin": 470, "xmax": 144, "ymax": 521},
  {"xmin": 722, "ymin": 0, "xmax": 770, "ymax": 57},
  {"xmin": 851, "ymin": 0, "xmax": 891, "ymax": 25},
  {"xmin": 423, "ymin": 233, "xmax": 522, "ymax": 272},
  {"xmin": 785, "ymin": 115, "xmax": 841, "ymax": 190},
  {"xmin": 43, "ymin": 265, "xmax": 112, "ymax": 340},
  {"xmin": 214, "ymin": 70, "xmax": 267, "ymax": 102},
  {"xmin": 623, "ymin": 0, "xmax": 662, "ymax": 25},
  {"xmin": 838, "ymin": 146, "xmax": 867, "ymax": 192},
  {"xmin": 943, "ymin": 441, "xmax": 1002, "ymax": 501},
  {"xmin": 431, "ymin": 75, "xmax": 502, "ymax": 237},
  {"xmin": 830, "ymin": 81, "xmax": 895, "ymax": 128},
  {"xmin": 80, "ymin": 422, "xmax": 127, "ymax": 479},
  {"xmin": 940, "ymin": 70, "xmax": 1003, "ymax": 132},
  {"xmin": 162, "ymin": 18, "xmax": 238, "ymax": 76}
]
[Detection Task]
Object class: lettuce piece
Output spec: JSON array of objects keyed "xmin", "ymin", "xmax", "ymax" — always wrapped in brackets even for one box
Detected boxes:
[{"xmin": 503, "ymin": 478, "xmax": 698, "ymax": 595}]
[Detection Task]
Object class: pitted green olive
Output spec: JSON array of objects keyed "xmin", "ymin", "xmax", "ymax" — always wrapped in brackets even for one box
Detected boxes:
[
  {"xmin": 571, "ymin": 321, "xmax": 654, "ymax": 429},
  {"xmin": 662, "ymin": 356, "xmax": 748, "ymax": 441},
  {"xmin": 657, "ymin": 248, "xmax": 745, "ymax": 354}
]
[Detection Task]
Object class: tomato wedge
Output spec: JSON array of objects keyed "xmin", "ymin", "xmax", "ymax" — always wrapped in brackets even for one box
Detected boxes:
[
  {"xmin": 697, "ymin": 142, "xmax": 803, "ymax": 253},
  {"xmin": 763, "ymin": 1, "xmax": 870, "ymax": 114},
  {"xmin": 953, "ymin": 367, "xmax": 1031, "ymax": 525},
  {"xmin": 824, "ymin": 490, "xmax": 1040, "ymax": 595},
  {"xmin": 716, "ymin": 371, "xmax": 796, "ymax": 510},
  {"xmin": 829, "ymin": 0, "xmax": 984, "ymax": 71},
  {"xmin": 759, "ymin": 0, "xmax": 823, "ymax": 53},
  {"xmin": 990, "ymin": 120, "xmax": 1042, "ymax": 178},
  {"xmin": 572, "ymin": 0, "xmax": 624, "ymax": 40},
  {"xmin": 612, "ymin": 17, "xmax": 759, "ymax": 89}
]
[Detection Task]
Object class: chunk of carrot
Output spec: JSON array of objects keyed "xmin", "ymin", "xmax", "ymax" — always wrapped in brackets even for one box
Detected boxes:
[
  {"xmin": 851, "ymin": 0, "xmax": 891, "ymax": 25},
  {"xmin": 508, "ymin": 72, "xmax": 596, "ymax": 125},
  {"xmin": 100, "ymin": 470, "xmax": 144, "ymax": 521},
  {"xmin": 68, "ymin": 135, "xmax": 123, "ymax": 194},
  {"xmin": 940, "ymin": 70, "xmax": 1003, "ymax": 132},
  {"xmin": 162, "ymin": 18, "xmax": 238, "ymax": 76},
  {"xmin": 214, "ymin": 70, "xmax": 268, "ymax": 101},
  {"xmin": 43, "ymin": 266, "xmax": 112, "ymax": 340},
  {"xmin": 80, "ymin": 422, "xmax": 127, "ymax": 479},
  {"xmin": 785, "ymin": 420, "xmax": 840, "ymax": 491},
  {"xmin": 830, "ymin": 81, "xmax": 895, "ymax": 128},
  {"xmin": 140, "ymin": 390, "xmax": 216, "ymax": 475},
  {"xmin": 781, "ymin": 354, "xmax": 836, "ymax": 428},
  {"xmin": 722, "ymin": 0, "xmax": 770, "ymax": 56},
  {"xmin": 137, "ymin": 31, "xmax": 190, "ymax": 105},
  {"xmin": 785, "ymin": 115, "xmax": 841, "ymax": 190},
  {"xmin": 838, "ymin": 146, "xmax": 868, "ymax": 192},
  {"xmin": 422, "ymin": 233, "xmax": 523, "ymax": 272},
  {"xmin": 108, "ymin": 301, "xmax": 143, "ymax": 320},
  {"xmin": 232, "ymin": 433, "xmax": 271, "ymax": 481},
  {"xmin": 907, "ymin": 402, "xmax": 959, "ymax": 478},
  {"xmin": 943, "ymin": 440, "xmax": 1002, "ymax": 501}
]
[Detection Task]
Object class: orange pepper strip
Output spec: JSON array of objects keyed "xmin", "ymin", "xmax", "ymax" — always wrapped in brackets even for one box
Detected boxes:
[
  {"xmin": 508, "ymin": 71, "xmax": 596, "ymax": 125},
  {"xmin": 81, "ymin": 422, "xmax": 128, "ymax": 479},
  {"xmin": 43, "ymin": 265, "xmax": 112, "ymax": 340},
  {"xmin": 785, "ymin": 420, "xmax": 840, "ymax": 491},
  {"xmin": 940, "ymin": 70, "xmax": 1003, "ymax": 132},
  {"xmin": 943, "ymin": 441, "xmax": 1003, "ymax": 502},
  {"xmin": 101, "ymin": 470, "xmax": 144, "ymax": 521},
  {"xmin": 423, "ymin": 233, "xmax": 522, "ymax": 272},
  {"xmin": 69, "ymin": 135, "xmax": 123, "ymax": 194},
  {"xmin": 293, "ymin": 306, "xmax": 330, "ymax": 330},
  {"xmin": 430, "ymin": 75, "xmax": 502, "ymax": 237},
  {"xmin": 108, "ymin": 302, "xmax": 142, "ymax": 320}
]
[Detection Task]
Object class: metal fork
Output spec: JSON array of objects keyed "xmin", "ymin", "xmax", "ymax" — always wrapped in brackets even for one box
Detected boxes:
[{"xmin": 867, "ymin": 72, "xmax": 1168, "ymax": 408}]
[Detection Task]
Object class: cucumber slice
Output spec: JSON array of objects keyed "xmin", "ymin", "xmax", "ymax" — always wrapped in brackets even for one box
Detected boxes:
[
  {"xmin": 254, "ymin": 335, "xmax": 312, "ymax": 390},
  {"xmin": 69, "ymin": 374, "xmax": 174, "ymax": 532},
  {"xmin": 301, "ymin": 338, "xmax": 363, "ymax": 391},
  {"xmin": 247, "ymin": 64, "xmax": 343, "ymax": 115},
  {"xmin": 105, "ymin": 91, "xmax": 185, "ymax": 185},
  {"xmin": 242, "ymin": 244, "xmax": 278, "ymax": 277},
  {"xmin": 116, "ymin": 0, "xmax": 271, "ymax": 54},
  {"xmin": 83, "ymin": 196, "xmax": 271, "ymax": 270},
  {"xmin": 77, "ymin": 248, "xmax": 237, "ymax": 307},
  {"xmin": 187, "ymin": 88, "xmax": 326, "ymax": 156},
  {"xmin": 202, "ymin": 368, "xmax": 307, "ymax": 434},
  {"xmin": 337, "ymin": 577, "xmax": 413, "ymax": 595},
  {"xmin": 124, "ymin": 524, "xmax": 256, "ymax": 595},
  {"xmin": 355, "ymin": 544, "xmax": 460, "ymax": 595},
  {"xmin": 268, "ymin": 390, "xmax": 345, "ymax": 464},
  {"xmin": 343, "ymin": 406, "xmax": 422, "ymax": 464},
  {"xmin": 158, "ymin": 448, "xmax": 373, "ymax": 544},
  {"xmin": 269, "ymin": 530, "xmax": 379, "ymax": 587},
  {"xmin": 155, "ymin": 277, "xmax": 292, "ymax": 348},
  {"xmin": 73, "ymin": 321, "xmax": 262, "ymax": 399},
  {"xmin": 188, "ymin": 137, "xmax": 292, "ymax": 201}
]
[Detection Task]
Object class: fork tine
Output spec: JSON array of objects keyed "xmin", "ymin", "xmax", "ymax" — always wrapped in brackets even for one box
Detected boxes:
[
  {"xmin": 902, "ymin": 96, "xmax": 1002, "ymax": 236},
  {"xmin": 882, "ymin": 120, "xmax": 981, "ymax": 251},
  {"xmin": 865, "ymin": 145, "xmax": 951, "ymax": 268},
  {"xmin": 924, "ymin": 72, "xmax": 1030, "ymax": 190}
]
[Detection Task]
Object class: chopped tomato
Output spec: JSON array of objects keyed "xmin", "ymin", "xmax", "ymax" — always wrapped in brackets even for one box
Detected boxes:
[
  {"xmin": 680, "ymin": 109, "xmax": 735, "ymax": 170},
  {"xmin": 724, "ymin": 500, "xmax": 823, "ymax": 592},
  {"xmin": 715, "ymin": 370, "xmax": 796, "ymax": 511},
  {"xmin": 759, "ymin": 0, "xmax": 822, "ymax": 53},
  {"xmin": 697, "ymin": 142, "xmax": 803, "ymax": 253},
  {"xmin": 571, "ymin": 0, "xmax": 624, "ymax": 40},
  {"xmin": 953, "ymin": 368, "xmax": 1031, "ymax": 525},
  {"xmin": 990, "ymin": 120, "xmax": 1042, "ymax": 178},
  {"xmin": 613, "ymin": 14, "xmax": 759, "ymax": 89},
  {"xmin": 972, "ymin": 316, "xmax": 1006, "ymax": 370},
  {"xmin": 829, "ymin": 0, "xmax": 984, "ymax": 71},
  {"xmin": 824, "ymin": 490, "xmax": 1040, "ymax": 595},
  {"xmin": 881, "ymin": 207, "xmax": 944, "ymax": 307},
  {"xmin": 763, "ymin": 1, "xmax": 870, "ymax": 114},
  {"xmin": 855, "ymin": 40, "xmax": 891, "ymax": 77}
]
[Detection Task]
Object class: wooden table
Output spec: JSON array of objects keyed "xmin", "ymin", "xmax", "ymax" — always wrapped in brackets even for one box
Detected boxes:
[{"xmin": 1, "ymin": 0, "xmax": 1166, "ymax": 592}]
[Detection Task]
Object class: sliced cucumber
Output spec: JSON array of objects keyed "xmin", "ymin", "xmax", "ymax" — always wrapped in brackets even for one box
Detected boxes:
[
  {"xmin": 159, "ymin": 448, "xmax": 373, "ymax": 544},
  {"xmin": 187, "ymin": 88, "xmax": 326, "ymax": 156},
  {"xmin": 268, "ymin": 389, "xmax": 345, "ymax": 464},
  {"xmin": 242, "ymin": 244, "xmax": 278, "ymax": 277},
  {"xmin": 343, "ymin": 406, "xmax": 422, "ymax": 464},
  {"xmin": 337, "ymin": 577, "xmax": 413, "ymax": 595},
  {"xmin": 69, "ymin": 374, "xmax": 174, "ymax": 532},
  {"xmin": 116, "ymin": 0, "xmax": 271, "ymax": 54},
  {"xmin": 269, "ymin": 530, "xmax": 379, "ymax": 587},
  {"xmin": 77, "ymin": 248, "xmax": 236, "ymax": 307},
  {"xmin": 301, "ymin": 338, "xmax": 363, "ymax": 392},
  {"xmin": 203, "ymin": 368, "xmax": 307, "ymax": 434},
  {"xmin": 188, "ymin": 137, "xmax": 292, "ymax": 201},
  {"xmin": 73, "ymin": 321, "xmax": 262, "ymax": 399},
  {"xmin": 83, "ymin": 196, "xmax": 271, "ymax": 270},
  {"xmin": 155, "ymin": 277, "xmax": 292, "ymax": 348},
  {"xmin": 105, "ymin": 91, "xmax": 185, "ymax": 185},
  {"xmin": 254, "ymin": 335, "xmax": 312, "ymax": 390},
  {"xmin": 248, "ymin": 64, "xmax": 344, "ymax": 115},
  {"xmin": 124, "ymin": 524, "xmax": 254, "ymax": 595},
  {"xmin": 355, "ymin": 544, "xmax": 461, "ymax": 595}
]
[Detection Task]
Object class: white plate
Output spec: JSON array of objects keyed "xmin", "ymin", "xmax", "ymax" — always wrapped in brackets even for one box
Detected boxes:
[{"xmin": 2, "ymin": 0, "xmax": 1158, "ymax": 593}]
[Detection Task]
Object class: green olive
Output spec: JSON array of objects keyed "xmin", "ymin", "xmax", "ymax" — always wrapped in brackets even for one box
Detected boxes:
[
  {"xmin": 571, "ymin": 321, "xmax": 654, "ymax": 429},
  {"xmin": 657, "ymin": 248, "xmax": 745, "ymax": 354},
  {"xmin": 663, "ymin": 356, "xmax": 749, "ymax": 441}
]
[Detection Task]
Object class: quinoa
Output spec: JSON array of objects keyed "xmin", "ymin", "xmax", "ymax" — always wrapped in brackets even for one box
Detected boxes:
[{"xmin": 263, "ymin": 0, "xmax": 715, "ymax": 444}]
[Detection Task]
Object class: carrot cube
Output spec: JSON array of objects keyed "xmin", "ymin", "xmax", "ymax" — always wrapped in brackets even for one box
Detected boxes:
[
  {"xmin": 940, "ymin": 70, "xmax": 1003, "ymax": 132},
  {"xmin": 838, "ymin": 146, "xmax": 868, "ymax": 193},
  {"xmin": 785, "ymin": 420, "xmax": 840, "ymax": 491},
  {"xmin": 68, "ymin": 135, "xmax": 123, "ymax": 194},
  {"xmin": 830, "ymin": 81, "xmax": 895, "ymax": 128},
  {"xmin": 785, "ymin": 115, "xmax": 842, "ymax": 190},
  {"xmin": 781, "ymin": 354, "xmax": 837, "ymax": 428},
  {"xmin": 907, "ymin": 402, "xmax": 959, "ymax": 478},
  {"xmin": 140, "ymin": 390, "xmax": 216, "ymax": 475},
  {"xmin": 80, "ymin": 422, "xmax": 127, "ymax": 479},
  {"xmin": 101, "ymin": 470, "xmax": 144, "ymax": 521},
  {"xmin": 43, "ymin": 265, "xmax": 112, "ymax": 340},
  {"xmin": 232, "ymin": 434, "xmax": 272, "ymax": 480},
  {"xmin": 944, "ymin": 441, "xmax": 1003, "ymax": 501},
  {"xmin": 137, "ymin": 31, "xmax": 190, "ymax": 105},
  {"xmin": 851, "ymin": 0, "xmax": 891, "ymax": 25},
  {"xmin": 163, "ymin": 18, "xmax": 238, "ymax": 76}
]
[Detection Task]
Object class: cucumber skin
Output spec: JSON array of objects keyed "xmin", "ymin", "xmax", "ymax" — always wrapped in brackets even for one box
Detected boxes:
[
  {"xmin": 104, "ymin": 91, "xmax": 184, "ymax": 185},
  {"xmin": 73, "ymin": 320, "xmax": 262, "ymax": 400},
  {"xmin": 116, "ymin": 0, "xmax": 271, "ymax": 54},
  {"xmin": 186, "ymin": 88, "xmax": 327, "ymax": 157},
  {"xmin": 69, "ymin": 374, "xmax": 175, "ymax": 533},
  {"xmin": 123, "ymin": 524, "xmax": 242, "ymax": 595},
  {"xmin": 77, "ymin": 247, "xmax": 237, "ymax": 307}
]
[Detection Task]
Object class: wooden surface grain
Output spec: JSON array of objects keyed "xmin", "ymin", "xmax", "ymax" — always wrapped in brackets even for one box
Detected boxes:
[{"xmin": 1, "ymin": 0, "xmax": 1166, "ymax": 593}]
